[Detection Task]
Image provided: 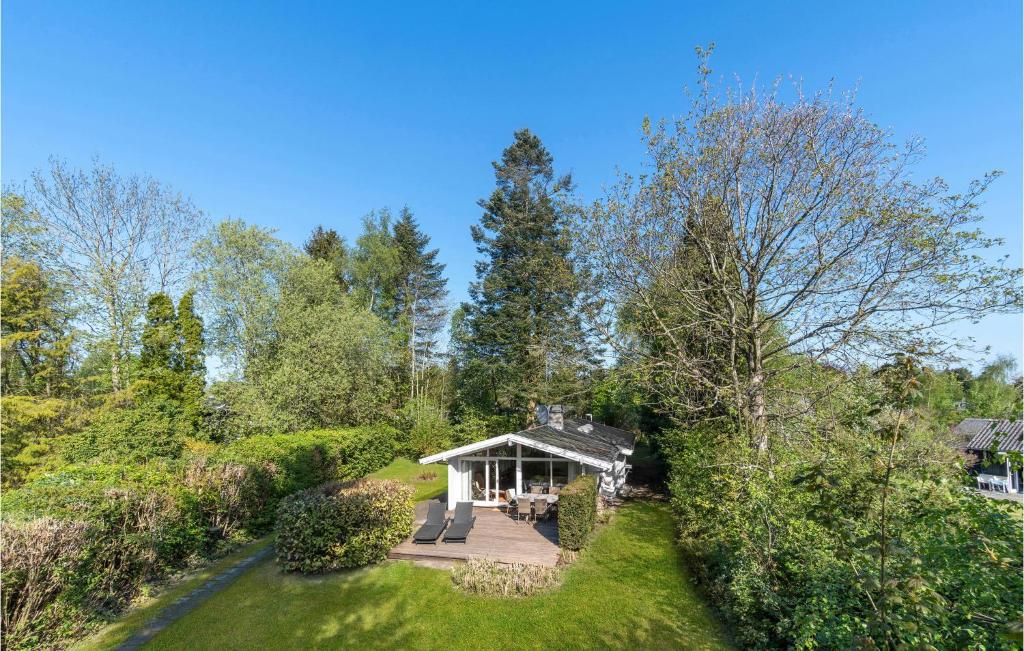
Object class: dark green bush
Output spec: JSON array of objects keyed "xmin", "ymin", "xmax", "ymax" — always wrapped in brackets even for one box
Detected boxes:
[
  {"xmin": 558, "ymin": 475, "xmax": 598, "ymax": 551},
  {"xmin": 275, "ymin": 478, "xmax": 413, "ymax": 573},
  {"xmin": 1, "ymin": 427, "xmax": 400, "ymax": 650},
  {"xmin": 664, "ymin": 426, "xmax": 1024, "ymax": 650}
]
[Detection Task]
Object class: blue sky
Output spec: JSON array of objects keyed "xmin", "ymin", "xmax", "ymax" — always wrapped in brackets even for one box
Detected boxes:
[{"xmin": 3, "ymin": 1, "xmax": 1021, "ymax": 370}]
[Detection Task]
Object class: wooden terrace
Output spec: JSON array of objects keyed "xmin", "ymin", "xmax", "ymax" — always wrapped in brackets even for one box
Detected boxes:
[{"xmin": 388, "ymin": 502, "xmax": 560, "ymax": 567}]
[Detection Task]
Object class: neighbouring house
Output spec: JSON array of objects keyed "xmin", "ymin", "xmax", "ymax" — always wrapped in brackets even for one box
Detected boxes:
[
  {"xmin": 952, "ymin": 418, "xmax": 1023, "ymax": 493},
  {"xmin": 419, "ymin": 405, "xmax": 636, "ymax": 509}
]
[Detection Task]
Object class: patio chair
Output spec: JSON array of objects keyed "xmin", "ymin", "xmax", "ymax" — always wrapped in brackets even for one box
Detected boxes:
[
  {"xmin": 517, "ymin": 497, "xmax": 534, "ymax": 524},
  {"xmin": 534, "ymin": 499, "xmax": 548, "ymax": 521},
  {"xmin": 529, "ymin": 484, "xmax": 545, "ymax": 495},
  {"xmin": 548, "ymin": 486, "xmax": 562, "ymax": 496},
  {"xmin": 412, "ymin": 501, "xmax": 449, "ymax": 544},
  {"xmin": 443, "ymin": 502, "xmax": 476, "ymax": 543}
]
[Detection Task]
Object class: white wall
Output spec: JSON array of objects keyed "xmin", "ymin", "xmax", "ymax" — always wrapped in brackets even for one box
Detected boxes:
[{"xmin": 446, "ymin": 459, "xmax": 461, "ymax": 510}]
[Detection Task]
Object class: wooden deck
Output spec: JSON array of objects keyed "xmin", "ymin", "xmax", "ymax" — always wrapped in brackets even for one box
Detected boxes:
[{"xmin": 388, "ymin": 504, "xmax": 560, "ymax": 567}]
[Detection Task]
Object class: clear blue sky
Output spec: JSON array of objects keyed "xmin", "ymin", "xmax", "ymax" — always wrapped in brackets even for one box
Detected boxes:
[{"xmin": 3, "ymin": 1, "xmax": 1021, "ymax": 370}]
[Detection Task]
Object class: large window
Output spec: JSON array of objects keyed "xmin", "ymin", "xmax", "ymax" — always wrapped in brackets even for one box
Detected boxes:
[{"xmin": 461, "ymin": 444, "xmax": 580, "ymax": 501}]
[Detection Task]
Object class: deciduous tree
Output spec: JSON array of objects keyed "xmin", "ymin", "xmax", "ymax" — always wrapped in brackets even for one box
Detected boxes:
[{"xmin": 578, "ymin": 50, "xmax": 1022, "ymax": 450}]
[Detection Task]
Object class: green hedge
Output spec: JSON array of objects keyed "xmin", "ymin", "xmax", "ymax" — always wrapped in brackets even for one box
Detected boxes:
[
  {"xmin": 0, "ymin": 427, "xmax": 399, "ymax": 650},
  {"xmin": 558, "ymin": 475, "xmax": 598, "ymax": 551},
  {"xmin": 275, "ymin": 478, "xmax": 413, "ymax": 573}
]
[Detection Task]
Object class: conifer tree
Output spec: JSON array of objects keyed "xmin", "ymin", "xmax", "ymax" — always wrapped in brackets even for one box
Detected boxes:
[
  {"xmin": 459, "ymin": 129, "xmax": 593, "ymax": 416},
  {"xmin": 138, "ymin": 293, "xmax": 178, "ymax": 396},
  {"xmin": 304, "ymin": 225, "xmax": 350, "ymax": 291},
  {"xmin": 176, "ymin": 289, "xmax": 206, "ymax": 430},
  {"xmin": 392, "ymin": 207, "xmax": 448, "ymax": 400}
]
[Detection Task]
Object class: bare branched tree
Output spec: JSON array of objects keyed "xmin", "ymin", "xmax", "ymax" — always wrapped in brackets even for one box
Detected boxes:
[
  {"xmin": 27, "ymin": 158, "xmax": 206, "ymax": 390},
  {"xmin": 577, "ymin": 50, "xmax": 1022, "ymax": 451}
]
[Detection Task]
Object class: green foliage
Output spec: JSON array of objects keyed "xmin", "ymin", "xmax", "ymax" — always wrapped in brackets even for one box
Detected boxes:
[
  {"xmin": 138, "ymin": 293, "xmax": 178, "ymax": 392},
  {"xmin": 274, "ymin": 479, "xmax": 413, "ymax": 573},
  {"xmin": 350, "ymin": 210, "xmax": 401, "ymax": 316},
  {"xmin": 1, "ymin": 426, "xmax": 400, "ymax": 649},
  {"xmin": 63, "ymin": 394, "xmax": 190, "ymax": 463},
  {"xmin": 1, "ymin": 466, "xmax": 208, "ymax": 650},
  {"xmin": 664, "ymin": 415, "xmax": 1024, "ymax": 650},
  {"xmin": 1, "ymin": 254, "xmax": 76, "ymax": 487},
  {"xmin": 304, "ymin": 224, "xmax": 350, "ymax": 291},
  {"xmin": 215, "ymin": 427, "xmax": 398, "ymax": 527},
  {"xmin": 176, "ymin": 290, "xmax": 206, "ymax": 434},
  {"xmin": 192, "ymin": 218, "xmax": 295, "ymax": 372},
  {"xmin": 557, "ymin": 475, "xmax": 598, "ymax": 551},
  {"xmin": 251, "ymin": 258, "xmax": 401, "ymax": 430}
]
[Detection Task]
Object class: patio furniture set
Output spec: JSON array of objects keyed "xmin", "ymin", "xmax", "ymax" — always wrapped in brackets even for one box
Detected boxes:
[
  {"xmin": 976, "ymin": 473, "xmax": 1012, "ymax": 493},
  {"xmin": 411, "ymin": 487, "xmax": 560, "ymax": 545}
]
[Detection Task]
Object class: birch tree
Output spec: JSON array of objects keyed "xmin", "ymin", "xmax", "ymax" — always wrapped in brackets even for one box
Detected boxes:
[
  {"xmin": 26, "ymin": 158, "xmax": 205, "ymax": 391},
  {"xmin": 578, "ymin": 51, "xmax": 1022, "ymax": 451}
]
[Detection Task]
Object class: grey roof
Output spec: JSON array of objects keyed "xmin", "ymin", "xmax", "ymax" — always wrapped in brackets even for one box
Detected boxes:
[
  {"xmin": 954, "ymin": 418, "xmax": 1023, "ymax": 453},
  {"xmin": 514, "ymin": 419, "xmax": 636, "ymax": 464}
]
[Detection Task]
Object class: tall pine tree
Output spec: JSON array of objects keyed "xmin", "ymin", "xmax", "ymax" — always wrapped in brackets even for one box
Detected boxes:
[
  {"xmin": 459, "ymin": 129, "xmax": 593, "ymax": 417},
  {"xmin": 392, "ymin": 207, "xmax": 448, "ymax": 400}
]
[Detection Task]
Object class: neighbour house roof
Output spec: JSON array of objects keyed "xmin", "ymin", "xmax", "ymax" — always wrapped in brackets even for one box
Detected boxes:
[
  {"xmin": 419, "ymin": 418, "xmax": 636, "ymax": 470},
  {"xmin": 953, "ymin": 418, "xmax": 1024, "ymax": 454}
]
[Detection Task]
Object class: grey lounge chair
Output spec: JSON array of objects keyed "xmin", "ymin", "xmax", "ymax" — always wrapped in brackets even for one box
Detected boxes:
[
  {"xmin": 442, "ymin": 502, "xmax": 476, "ymax": 543},
  {"xmin": 413, "ymin": 501, "xmax": 448, "ymax": 544}
]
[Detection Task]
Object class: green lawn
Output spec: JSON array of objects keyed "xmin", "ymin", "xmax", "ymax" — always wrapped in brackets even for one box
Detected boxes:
[
  {"xmin": 73, "ymin": 459, "xmax": 444, "ymax": 650},
  {"xmin": 71, "ymin": 537, "xmax": 275, "ymax": 651},
  {"xmin": 146, "ymin": 501, "xmax": 733, "ymax": 650},
  {"xmin": 367, "ymin": 457, "xmax": 447, "ymax": 501}
]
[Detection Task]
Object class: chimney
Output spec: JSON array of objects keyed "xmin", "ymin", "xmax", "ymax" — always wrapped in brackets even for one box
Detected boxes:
[{"xmin": 548, "ymin": 405, "xmax": 564, "ymax": 430}]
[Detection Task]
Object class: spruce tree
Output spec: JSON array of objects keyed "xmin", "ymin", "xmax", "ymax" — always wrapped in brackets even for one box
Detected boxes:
[
  {"xmin": 176, "ymin": 289, "xmax": 206, "ymax": 431},
  {"xmin": 460, "ymin": 129, "xmax": 593, "ymax": 416},
  {"xmin": 304, "ymin": 225, "xmax": 350, "ymax": 291},
  {"xmin": 392, "ymin": 207, "xmax": 448, "ymax": 400},
  {"xmin": 138, "ymin": 292, "xmax": 178, "ymax": 395}
]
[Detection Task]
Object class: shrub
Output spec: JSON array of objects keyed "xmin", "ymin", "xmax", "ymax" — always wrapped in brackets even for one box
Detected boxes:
[
  {"xmin": 182, "ymin": 459, "xmax": 270, "ymax": 543},
  {"xmin": 215, "ymin": 427, "xmax": 398, "ymax": 510},
  {"xmin": 451, "ymin": 558, "xmax": 562, "ymax": 597},
  {"xmin": 558, "ymin": 475, "xmax": 598, "ymax": 551},
  {"xmin": 1, "ymin": 518, "xmax": 92, "ymax": 649},
  {"xmin": 0, "ymin": 427, "xmax": 400, "ymax": 649},
  {"xmin": 331, "ymin": 426, "xmax": 398, "ymax": 480},
  {"xmin": 275, "ymin": 479, "xmax": 413, "ymax": 573},
  {"xmin": 664, "ymin": 425, "xmax": 1024, "ymax": 650}
]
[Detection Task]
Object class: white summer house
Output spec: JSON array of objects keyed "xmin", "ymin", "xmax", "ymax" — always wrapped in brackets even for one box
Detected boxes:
[{"xmin": 419, "ymin": 405, "xmax": 636, "ymax": 510}]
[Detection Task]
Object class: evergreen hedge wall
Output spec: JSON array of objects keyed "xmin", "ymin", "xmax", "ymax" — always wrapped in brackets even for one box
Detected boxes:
[{"xmin": 557, "ymin": 474, "xmax": 598, "ymax": 551}]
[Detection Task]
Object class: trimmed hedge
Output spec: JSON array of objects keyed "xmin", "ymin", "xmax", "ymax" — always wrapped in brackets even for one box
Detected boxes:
[
  {"xmin": 275, "ymin": 479, "xmax": 413, "ymax": 573},
  {"xmin": 558, "ymin": 475, "xmax": 598, "ymax": 551},
  {"xmin": 0, "ymin": 427, "xmax": 399, "ymax": 650}
]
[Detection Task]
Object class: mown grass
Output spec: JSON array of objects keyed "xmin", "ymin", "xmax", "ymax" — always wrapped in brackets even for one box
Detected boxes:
[
  {"xmin": 73, "ymin": 458, "xmax": 444, "ymax": 650},
  {"xmin": 71, "ymin": 537, "xmax": 274, "ymax": 651},
  {"xmin": 367, "ymin": 457, "xmax": 447, "ymax": 501},
  {"xmin": 147, "ymin": 501, "xmax": 733, "ymax": 650}
]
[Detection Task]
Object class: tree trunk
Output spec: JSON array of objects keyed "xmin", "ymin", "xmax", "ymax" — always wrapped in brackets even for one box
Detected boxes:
[{"xmin": 111, "ymin": 347, "xmax": 122, "ymax": 392}]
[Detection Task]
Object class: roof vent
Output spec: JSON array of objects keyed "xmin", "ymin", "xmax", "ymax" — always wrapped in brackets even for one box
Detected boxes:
[{"xmin": 579, "ymin": 423, "xmax": 593, "ymax": 434}]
